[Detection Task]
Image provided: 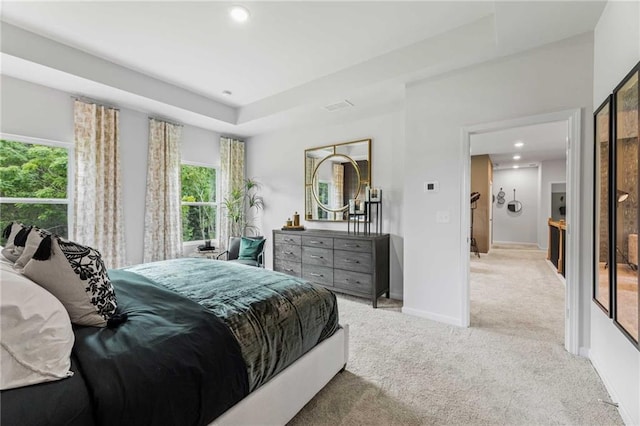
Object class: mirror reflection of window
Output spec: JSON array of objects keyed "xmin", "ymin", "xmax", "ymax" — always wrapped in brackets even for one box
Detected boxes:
[
  {"xmin": 317, "ymin": 181, "xmax": 329, "ymax": 220},
  {"xmin": 614, "ymin": 69, "xmax": 638, "ymax": 341}
]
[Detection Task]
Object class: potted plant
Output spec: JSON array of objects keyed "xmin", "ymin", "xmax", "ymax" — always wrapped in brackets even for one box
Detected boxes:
[{"xmin": 222, "ymin": 178, "xmax": 264, "ymax": 237}]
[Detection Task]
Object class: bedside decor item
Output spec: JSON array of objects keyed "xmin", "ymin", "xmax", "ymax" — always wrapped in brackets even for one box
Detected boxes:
[
  {"xmin": 305, "ymin": 139, "xmax": 371, "ymax": 221},
  {"xmin": 293, "ymin": 212, "xmax": 300, "ymax": 227}
]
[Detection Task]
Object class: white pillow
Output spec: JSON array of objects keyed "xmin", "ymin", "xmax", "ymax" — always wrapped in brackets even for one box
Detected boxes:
[
  {"xmin": 0, "ymin": 263, "xmax": 74, "ymax": 390},
  {"xmin": 0, "ymin": 246, "xmax": 13, "ymax": 266}
]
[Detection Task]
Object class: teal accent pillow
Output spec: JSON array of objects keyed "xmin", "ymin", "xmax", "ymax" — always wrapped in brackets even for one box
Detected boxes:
[{"xmin": 238, "ymin": 237, "xmax": 265, "ymax": 261}]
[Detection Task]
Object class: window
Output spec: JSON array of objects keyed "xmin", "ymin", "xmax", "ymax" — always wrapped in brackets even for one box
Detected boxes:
[
  {"xmin": 0, "ymin": 136, "xmax": 72, "ymax": 238},
  {"xmin": 181, "ymin": 163, "xmax": 217, "ymax": 242}
]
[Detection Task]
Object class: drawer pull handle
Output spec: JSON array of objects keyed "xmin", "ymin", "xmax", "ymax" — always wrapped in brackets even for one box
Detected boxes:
[
  {"xmin": 309, "ymin": 240, "xmax": 323, "ymax": 244},
  {"xmin": 345, "ymin": 259, "xmax": 360, "ymax": 263},
  {"xmin": 285, "ymin": 268, "xmax": 294, "ymax": 272},
  {"xmin": 310, "ymin": 273, "xmax": 323, "ymax": 277},
  {"xmin": 310, "ymin": 255, "xmax": 323, "ymax": 259},
  {"xmin": 284, "ymin": 251, "xmax": 294, "ymax": 255},
  {"xmin": 285, "ymin": 238, "xmax": 296, "ymax": 242},
  {"xmin": 345, "ymin": 244, "xmax": 360, "ymax": 247},
  {"xmin": 346, "ymin": 279, "xmax": 361, "ymax": 284}
]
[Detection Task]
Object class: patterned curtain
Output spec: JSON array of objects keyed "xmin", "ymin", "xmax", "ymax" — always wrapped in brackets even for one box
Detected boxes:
[
  {"xmin": 143, "ymin": 119, "xmax": 183, "ymax": 262},
  {"xmin": 332, "ymin": 163, "xmax": 344, "ymax": 221},
  {"xmin": 219, "ymin": 137, "xmax": 245, "ymax": 250},
  {"xmin": 73, "ymin": 100, "xmax": 126, "ymax": 268}
]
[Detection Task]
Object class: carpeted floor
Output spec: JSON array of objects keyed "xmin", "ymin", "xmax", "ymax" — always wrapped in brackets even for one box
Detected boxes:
[{"xmin": 289, "ymin": 247, "xmax": 623, "ymax": 425}]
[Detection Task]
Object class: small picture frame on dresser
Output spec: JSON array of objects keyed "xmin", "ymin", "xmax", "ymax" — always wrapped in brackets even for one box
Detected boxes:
[{"xmin": 369, "ymin": 187, "xmax": 382, "ymax": 202}]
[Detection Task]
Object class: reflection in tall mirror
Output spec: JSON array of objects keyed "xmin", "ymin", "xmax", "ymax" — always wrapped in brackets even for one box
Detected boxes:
[
  {"xmin": 305, "ymin": 139, "xmax": 371, "ymax": 221},
  {"xmin": 594, "ymin": 98, "xmax": 611, "ymax": 313},
  {"xmin": 614, "ymin": 67, "xmax": 638, "ymax": 342}
]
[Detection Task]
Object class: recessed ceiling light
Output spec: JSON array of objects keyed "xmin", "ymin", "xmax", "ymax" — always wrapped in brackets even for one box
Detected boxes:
[
  {"xmin": 222, "ymin": 90, "xmax": 232, "ymax": 96},
  {"xmin": 514, "ymin": 141, "xmax": 524, "ymax": 148},
  {"xmin": 229, "ymin": 5, "xmax": 250, "ymax": 23},
  {"xmin": 513, "ymin": 165, "xmax": 519, "ymax": 169},
  {"xmin": 513, "ymin": 155, "xmax": 521, "ymax": 160}
]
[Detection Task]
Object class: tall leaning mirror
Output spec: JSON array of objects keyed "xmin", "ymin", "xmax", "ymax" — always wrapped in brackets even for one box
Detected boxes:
[{"xmin": 305, "ymin": 139, "xmax": 371, "ymax": 221}]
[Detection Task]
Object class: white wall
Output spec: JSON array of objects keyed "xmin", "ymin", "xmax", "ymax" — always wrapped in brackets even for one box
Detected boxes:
[
  {"xmin": 0, "ymin": 75, "xmax": 221, "ymax": 266},
  {"xmin": 245, "ymin": 110, "xmax": 405, "ymax": 300},
  {"xmin": 492, "ymin": 167, "xmax": 538, "ymax": 244},
  {"xmin": 591, "ymin": 1, "xmax": 640, "ymax": 425},
  {"xmin": 403, "ymin": 34, "xmax": 594, "ymax": 334},
  {"xmin": 539, "ymin": 159, "xmax": 567, "ymax": 249}
]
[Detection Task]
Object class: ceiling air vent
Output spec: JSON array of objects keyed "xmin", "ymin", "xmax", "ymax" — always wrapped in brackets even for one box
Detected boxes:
[{"xmin": 323, "ymin": 100, "xmax": 354, "ymax": 112}]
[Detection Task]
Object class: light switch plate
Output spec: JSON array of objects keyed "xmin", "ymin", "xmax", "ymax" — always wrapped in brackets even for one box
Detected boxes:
[{"xmin": 424, "ymin": 181, "xmax": 439, "ymax": 193}]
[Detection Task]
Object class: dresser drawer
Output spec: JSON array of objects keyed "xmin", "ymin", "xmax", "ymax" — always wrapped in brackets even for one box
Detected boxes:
[
  {"xmin": 302, "ymin": 264, "xmax": 333, "ymax": 287},
  {"xmin": 302, "ymin": 246, "xmax": 333, "ymax": 267},
  {"xmin": 333, "ymin": 238, "xmax": 372, "ymax": 253},
  {"xmin": 274, "ymin": 243, "xmax": 302, "ymax": 262},
  {"xmin": 302, "ymin": 236, "xmax": 333, "ymax": 249},
  {"xmin": 275, "ymin": 233, "xmax": 301, "ymax": 245},
  {"xmin": 334, "ymin": 269, "xmax": 371, "ymax": 294},
  {"xmin": 274, "ymin": 260, "xmax": 301, "ymax": 277},
  {"xmin": 334, "ymin": 249, "xmax": 372, "ymax": 273}
]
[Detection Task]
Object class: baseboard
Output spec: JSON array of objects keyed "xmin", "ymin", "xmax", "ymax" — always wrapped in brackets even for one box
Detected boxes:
[
  {"xmin": 589, "ymin": 352, "xmax": 636, "ymax": 426},
  {"xmin": 401, "ymin": 307, "xmax": 465, "ymax": 327},
  {"xmin": 579, "ymin": 347, "xmax": 590, "ymax": 358}
]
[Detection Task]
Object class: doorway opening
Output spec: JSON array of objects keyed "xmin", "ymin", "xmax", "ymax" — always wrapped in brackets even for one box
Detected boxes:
[{"xmin": 460, "ymin": 109, "xmax": 582, "ymax": 355}]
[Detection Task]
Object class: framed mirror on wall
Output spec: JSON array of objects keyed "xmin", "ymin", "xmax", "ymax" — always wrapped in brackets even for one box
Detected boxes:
[
  {"xmin": 595, "ymin": 61, "xmax": 639, "ymax": 348},
  {"xmin": 593, "ymin": 96, "xmax": 612, "ymax": 315},
  {"xmin": 304, "ymin": 139, "xmax": 371, "ymax": 221},
  {"xmin": 613, "ymin": 64, "xmax": 639, "ymax": 343}
]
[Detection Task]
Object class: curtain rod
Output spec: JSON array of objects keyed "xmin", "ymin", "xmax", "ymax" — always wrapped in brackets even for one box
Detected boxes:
[
  {"xmin": 148, "ymin": 116, "xmax": 183, "ymax": 127},
  {"xmin": 71, "ymin": 95, "xmax": 120, "ymax": 111}
]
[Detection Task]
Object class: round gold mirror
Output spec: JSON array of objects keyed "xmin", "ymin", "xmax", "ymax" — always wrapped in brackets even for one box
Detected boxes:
[{"xmin": 311, "ymin": 154, "xmax": 361, "ymax": 213}]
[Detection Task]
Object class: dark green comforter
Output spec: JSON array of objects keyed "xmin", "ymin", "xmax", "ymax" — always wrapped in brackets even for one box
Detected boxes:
[{"xmin": 124, "ymin": 258, "xmax": 339, "ymax": 391}]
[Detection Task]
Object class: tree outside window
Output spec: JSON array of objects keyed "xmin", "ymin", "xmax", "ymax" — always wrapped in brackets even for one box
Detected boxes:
[
  {"xmin": 0, "ymin": 138, "xmax": 70, "ymax": 239},
  {"xmin": 181, "ymin": 164, "xmax": 217, "ymax": 242}
]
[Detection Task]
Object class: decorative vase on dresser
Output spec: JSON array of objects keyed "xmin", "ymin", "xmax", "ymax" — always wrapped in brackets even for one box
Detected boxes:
[{"xmin": 273, "ymin": 229, "xmax": 390, "ymax": 307}]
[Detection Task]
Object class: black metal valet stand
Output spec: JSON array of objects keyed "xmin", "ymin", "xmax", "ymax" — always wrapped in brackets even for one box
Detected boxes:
[
  {"xmin": 470, "ymin": 193, "xmax": 480, "ymax": 258},
  {"xmin": 348, "ymin": 200, "xmax": 382, "ymax": 235}
]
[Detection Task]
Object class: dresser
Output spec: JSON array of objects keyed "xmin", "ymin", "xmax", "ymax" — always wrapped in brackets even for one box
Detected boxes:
[{"xmin": 273, "ymin": 229, "xmax": 390, "ymax": 307}]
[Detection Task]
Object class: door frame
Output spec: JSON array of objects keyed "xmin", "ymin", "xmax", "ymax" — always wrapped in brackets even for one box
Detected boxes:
[{"xmin": 460, "ymin": 108, "xmax": 582, "ymax": 355}]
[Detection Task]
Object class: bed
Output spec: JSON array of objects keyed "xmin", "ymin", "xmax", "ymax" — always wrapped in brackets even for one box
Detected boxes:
[{"xmin": 1, "ymin": 258, "xmax": 348, "ymax": 426}]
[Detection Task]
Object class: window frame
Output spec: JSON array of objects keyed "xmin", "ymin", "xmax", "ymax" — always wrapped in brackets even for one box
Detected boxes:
[
  {"xmin": 0, "ymin": 133, "xmax": 74, "ymax": 236},
  {"xmin": 180, "ymin": 160, "xmax": 219, "ymax": 246}
]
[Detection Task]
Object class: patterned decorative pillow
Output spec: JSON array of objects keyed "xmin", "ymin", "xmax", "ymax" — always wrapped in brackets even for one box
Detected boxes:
[
  {"xmin": 1, "ymin": 222, "xmax": 30, "ymax": 263},
  {"xmin": 14, "ymin": 227, "xmax": 51, "ymax": 271},
  {"xmin": 23, "ymin": 236, "xmax": 119, "ymax": 327}
]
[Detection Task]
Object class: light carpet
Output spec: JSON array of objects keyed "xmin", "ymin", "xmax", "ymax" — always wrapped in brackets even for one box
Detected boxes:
[{"xmin": 289, "ymin": 247, "xmax": 623, "ymax": 425}]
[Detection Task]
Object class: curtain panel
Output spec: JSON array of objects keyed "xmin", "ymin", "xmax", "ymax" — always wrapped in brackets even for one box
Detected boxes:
[
  {"xmin": 143, "ymin": 119, "xmax": 183, "ymax": 262},
  {"xmin": 73, "ymin": 100, "xmax": 126, "ymax": 268},
  {"xmin": 219, "ymin": 137, "xmax": 245, "ymax": 250},
  {"xmin": 331, "ymin": 163, "xmax": 344, "ymax": 221}
]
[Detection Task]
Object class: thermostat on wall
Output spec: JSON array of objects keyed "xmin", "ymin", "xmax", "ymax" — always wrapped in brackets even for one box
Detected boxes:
[{"xmin": 424, "ymin": 181, "xmax": 439, "ymax": 193}]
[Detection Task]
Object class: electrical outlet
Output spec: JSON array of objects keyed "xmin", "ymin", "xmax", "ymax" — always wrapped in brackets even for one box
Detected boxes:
[{"xmin": 436, "ymin": 210, "xmax": 450, "ymax": 223}]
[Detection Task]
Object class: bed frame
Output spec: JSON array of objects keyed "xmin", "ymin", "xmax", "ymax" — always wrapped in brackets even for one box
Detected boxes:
[{"xmin": 213, "ymin": 325, "xmax": 349, "ymax": 425}]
